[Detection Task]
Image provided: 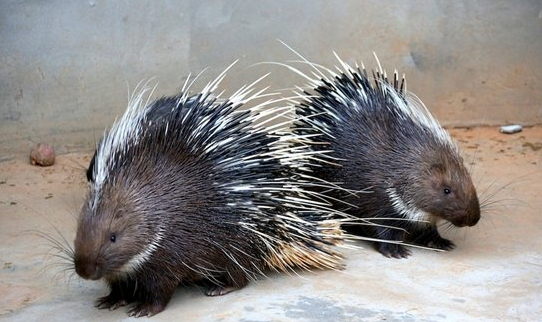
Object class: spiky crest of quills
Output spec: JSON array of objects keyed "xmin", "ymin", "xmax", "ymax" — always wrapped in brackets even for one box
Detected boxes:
[
  {"xmin": 88, "ymin": 62, "xmax": 346, "ymax": 278},
  {"xmin": 283, "ymin": 52, "xmax": 458, "ymax": 157}
]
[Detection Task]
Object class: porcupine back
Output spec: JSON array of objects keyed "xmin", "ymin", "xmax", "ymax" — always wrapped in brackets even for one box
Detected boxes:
[
  {"xmin": 76, "ymin": 66, "xmax": 344, "ymax": 317},
  {"xmin": 288, "ymin": 53, "xmax": 480, "ymax": 258}
]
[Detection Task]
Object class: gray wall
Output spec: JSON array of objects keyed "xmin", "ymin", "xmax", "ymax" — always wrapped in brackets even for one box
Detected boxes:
[{"xmin": 1, "ymin": 0, "xmax": 541, "ymax": 159}]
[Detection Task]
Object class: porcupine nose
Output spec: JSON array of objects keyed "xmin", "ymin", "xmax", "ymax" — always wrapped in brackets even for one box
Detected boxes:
[
  {"xmin": 465, "ymin": 196, "xmax": 481, "ymax": 227},
  {"xmin": 74, "ymin": 256, "xmax": 102, "ymax": 280}
]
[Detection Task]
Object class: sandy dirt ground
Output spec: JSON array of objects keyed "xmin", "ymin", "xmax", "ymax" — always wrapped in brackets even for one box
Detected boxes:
[{"xmin": 0, "ymin": 126, "xmax": 540, "ymax": 322}]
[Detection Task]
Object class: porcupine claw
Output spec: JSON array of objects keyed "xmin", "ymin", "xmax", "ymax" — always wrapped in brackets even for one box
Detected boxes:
[
  {"xmin": 377, "ymin": 243, "xmax": 412, "ymax": 259},
  {"xmin": 205, "ymin": 285, "xmax": 241, "ymax": 296},
  {"xmin": 413, "ymin": 226, "xmax": 456, "ymax": 251},
  {"xmin": 127, "ymin": 301, "xmax": 166, "ymax": 318},
  {"xmin": 95, "ymin": 294, "xmax": 128, "ymax": 310},
  {"xmin": 428, "ymin": 238, "xmax": 456, "ymax": 251}
]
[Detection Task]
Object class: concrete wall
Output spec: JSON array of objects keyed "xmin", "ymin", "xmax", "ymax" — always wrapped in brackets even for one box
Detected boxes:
[{"xmin": 1, "ymin": 0, "xmax": 541, "ymax": 158}]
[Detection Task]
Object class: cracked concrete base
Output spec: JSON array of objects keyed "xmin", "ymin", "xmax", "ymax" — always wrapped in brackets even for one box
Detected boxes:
[{"xmin": 1, "ymin": 126, "xmax": 541, "ymax": 321}]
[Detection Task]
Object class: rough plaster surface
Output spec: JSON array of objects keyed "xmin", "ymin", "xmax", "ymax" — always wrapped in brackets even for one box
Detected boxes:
[
  {"xmin": 1, "ymin": 1, "xmax": 542, "ymax": 158},
  {"xmin": 0, "ymin": 127, "xmax": 541, "ymax": 321}
]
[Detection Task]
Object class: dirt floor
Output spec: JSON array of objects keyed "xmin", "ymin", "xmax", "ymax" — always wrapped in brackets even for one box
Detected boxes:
[{"xmin": 0, "ymin": 126, "xmax": 541, "ymax": 322}]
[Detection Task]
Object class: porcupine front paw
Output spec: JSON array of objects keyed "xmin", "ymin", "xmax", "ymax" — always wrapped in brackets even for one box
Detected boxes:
[
  {"xmin": 422, "ymin": 235, "xmax": 456, "ymax": 250},
  {"xmin": 127, "ymin": 301, "xmax": 166, "ymax": 318},
  {"xmin": 376, "ymin": 242, "xmax": 412, "ymax": 258},
  {"xmin": 413, "ymin": 227, "xmax": 456, "ymax": 251},
  {"xmin": 95, "ymin": 293, "xmax": 129, "ymax": 311}
]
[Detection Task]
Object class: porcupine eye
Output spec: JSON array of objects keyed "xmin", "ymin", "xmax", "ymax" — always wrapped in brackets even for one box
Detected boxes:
[
  {"xmin": 110, "ymin": 234, "xmax": 117, "ymax": 243},
  {"xmin": 443, "ymin": 188, "xmax": 452, "ymax": 195}
]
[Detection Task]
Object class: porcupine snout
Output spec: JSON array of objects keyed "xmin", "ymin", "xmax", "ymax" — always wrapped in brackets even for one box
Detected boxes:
[
  {"xmin": 74, "ymin": 254, "xmax": 103, "ymax": 280},
  {"xmin": 465, "ymin": 195, "xmax": 481, "ymax": 227},
  {"xmin": 451, "ymin": 194, "xmax": 481, "ymax": 227}
]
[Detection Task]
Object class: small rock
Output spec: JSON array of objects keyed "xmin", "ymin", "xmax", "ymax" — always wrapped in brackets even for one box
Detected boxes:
[
  {"xmin": 499, "ymin": 125, "xmax": 522, "ymax": 134},
  {"xmin": 30, "ymin": 143, "xmax": 55, "ymax": 166}
]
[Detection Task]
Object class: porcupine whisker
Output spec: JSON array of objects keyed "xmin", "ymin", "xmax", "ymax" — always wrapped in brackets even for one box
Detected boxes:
[
  {"xmin": 478, "ymin": 172, "xmax": 536, "ymax": 211},
  {"xmin": 467, "ymin": 138, "xmax": 480, "ymax": 177},
  {"xmin": 24, "ymin": 220, "xmax": 75, "ymax": 262},
  {"xmin": 25, "ymin": 229, "xmax": 76, "ymax": 282},
  {"xmin": 480, "ymin": 196, "xmax": 523, "ymax": 213},
  {"xmin": 27, "ymin": 229, "xmax": 74, "ymax": 259},
  {"xmin": 477, "ymin": 179, "xmax": 503, "ymax": 209},
  {"xmin": 37, "ymin": 251, "xmax": 73, "ymax": 277},
  {"xmin": 438, "ymin": 221, "xmax": 457, "ymax": 235}
]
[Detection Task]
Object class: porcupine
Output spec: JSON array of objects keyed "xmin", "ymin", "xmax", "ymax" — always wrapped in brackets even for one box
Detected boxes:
[
  {"xmin": 287, "ymin": 52, "xmax": 481, "ymax": 258},
  {"xmin": 75, "ymin": 64, "xmax": 345, "ymax": 317}
]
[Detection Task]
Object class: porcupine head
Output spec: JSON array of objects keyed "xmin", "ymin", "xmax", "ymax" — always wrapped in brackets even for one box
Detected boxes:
[
  {"xmin": 74, "ymin": 156, "xmax": 167, "ymax": 283},
  {"xmin": 387, "ymin": 120, "xmax": 481, "ymax": 228}
]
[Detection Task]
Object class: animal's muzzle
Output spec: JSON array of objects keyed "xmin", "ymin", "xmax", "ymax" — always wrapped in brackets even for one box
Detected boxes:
[{"xmin": 74, "ymin": 256, "xmax": 102, "ymax": 280}]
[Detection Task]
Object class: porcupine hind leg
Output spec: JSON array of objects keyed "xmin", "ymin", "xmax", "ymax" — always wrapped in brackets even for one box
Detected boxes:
[
  {"xmin": 205, "ymin": 276, "xmax": 248, "ymax": 296},
  {"xmin": 204, "ymin": 266, "xmax": 249, "ymax": 296},
  {"xmin": 411, "ymin": 225, "xmax": 456, "ymax": 251}
]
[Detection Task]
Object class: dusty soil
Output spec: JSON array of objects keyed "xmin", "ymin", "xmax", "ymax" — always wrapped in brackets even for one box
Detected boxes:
[{"xmin": 0, "ymin": 126, "xmax": 541, "ymax": 322}]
